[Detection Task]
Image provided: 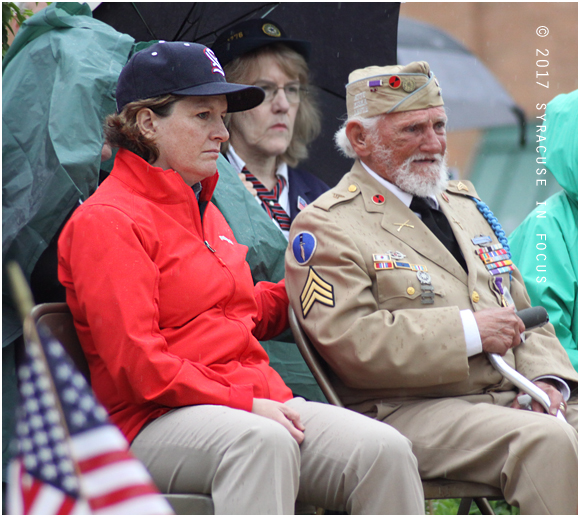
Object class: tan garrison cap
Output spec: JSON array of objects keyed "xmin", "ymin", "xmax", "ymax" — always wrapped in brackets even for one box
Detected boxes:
[{"xmin": 346, "ymin": 61, "xmax": 444, "ymax": 118}]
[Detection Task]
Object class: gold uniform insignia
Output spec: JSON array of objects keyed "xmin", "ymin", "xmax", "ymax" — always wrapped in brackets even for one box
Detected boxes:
[
  {"xmin": 300, "ymin": 267, "xmax": 335, "ymax": 318},
  {"xmin": 457, "ymin": 181, "xmax": 469, "ymax": 192}
]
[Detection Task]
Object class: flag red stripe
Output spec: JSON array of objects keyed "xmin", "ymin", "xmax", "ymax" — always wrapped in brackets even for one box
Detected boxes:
[
  {"xmin": 22, "ymin": 474, "xmax": 43, "ymax": 514},
  {"xmin": 89, "ymin": 484, "xmax": 161, "ymax": 511},
  {"xmin": 57, "ymin": 495, "xmax": 77, "ymax": 515},
  {"xmin": 77, "ymin": 450, "xmax": 131, "ymax": 473}
]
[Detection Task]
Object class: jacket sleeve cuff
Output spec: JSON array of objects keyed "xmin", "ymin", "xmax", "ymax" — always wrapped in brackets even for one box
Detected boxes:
[{"xmin": 229, "ymin": 384, "xmax": 255, "ymax": 412}]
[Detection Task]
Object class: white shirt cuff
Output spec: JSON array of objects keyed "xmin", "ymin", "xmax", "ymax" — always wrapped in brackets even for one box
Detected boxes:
[
  {"xmin": 533, "ymin": 375, "xmax": 571, "ymax": 401},
  {"xmin": 461, "ymin": 310, "xmax": 482, "ymax": 357}
]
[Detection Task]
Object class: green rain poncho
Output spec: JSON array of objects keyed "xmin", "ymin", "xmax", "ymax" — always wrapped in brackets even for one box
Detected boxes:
[
  {"xmin": 2, "ymin": 2, "xmax": 134, "ymax": 479},
  {"xmin": 509, "ymin": 91, "xmax": 578, "ymax": 370}
]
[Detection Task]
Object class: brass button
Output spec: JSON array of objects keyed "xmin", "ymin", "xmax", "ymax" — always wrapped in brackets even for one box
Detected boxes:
[
  {"xmin": 407, "ymin": 287, "xmax": 415, "ymax": 296},
  {"xmin": 472, "ymin": 291, "xmax": 480, "ymax": 303},
  {"xmin": 348, "ymin": 184, "xmax": 357, "ymax": 192}
]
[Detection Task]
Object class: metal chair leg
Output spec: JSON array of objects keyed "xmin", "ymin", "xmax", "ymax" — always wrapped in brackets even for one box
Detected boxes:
[
  {"xmin": 457, "ymin": 497, "xmax": 473, "ymax": 514},
  {"xmin": 474, "ymin": 497, "xmax": 495, "ymax": 515}
]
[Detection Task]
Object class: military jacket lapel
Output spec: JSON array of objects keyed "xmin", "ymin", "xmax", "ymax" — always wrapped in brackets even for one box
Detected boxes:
[
  {"xmin": 349, "ymin": 164, "xmax": 468, "ymax": 283},
  {"xmin": 439, "ymin": 181, "xmax": 498, "ymax": 302}
]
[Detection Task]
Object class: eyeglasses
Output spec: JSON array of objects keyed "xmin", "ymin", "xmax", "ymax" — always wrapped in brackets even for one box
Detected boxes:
[{"xmin": 254, "ymin": 81, "xmax": 304, "ymax": 104}]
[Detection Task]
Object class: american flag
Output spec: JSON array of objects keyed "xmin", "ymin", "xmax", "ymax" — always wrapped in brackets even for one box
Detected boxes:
[
  {"xmin": 7, "ymin": 322, "xmax": 174, "ymax": 515},
  {"xmin": 297, "ymin": 196, "xmax": 308, "ymax": 212}
]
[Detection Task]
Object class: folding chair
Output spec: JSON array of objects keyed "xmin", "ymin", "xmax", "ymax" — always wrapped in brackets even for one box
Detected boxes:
[
  {"xmin": 31, "ymin": 302, "xmax": 318, "ymax": 515},
  {"xmin": 288, "ymin": 307, "xmax": 503, "ymax": 515},
  {"xmin": 31, "ymin": 302, "xmax": 215, "ymax": 515}
]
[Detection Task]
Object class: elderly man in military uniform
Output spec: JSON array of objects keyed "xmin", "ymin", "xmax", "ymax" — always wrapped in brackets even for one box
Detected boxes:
[{"xmin": 285, "ymin": 61, "xmax": 578, "ymax": 515}]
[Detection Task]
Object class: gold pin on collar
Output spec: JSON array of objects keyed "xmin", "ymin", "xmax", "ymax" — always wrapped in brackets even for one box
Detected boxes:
[
  {"xmin": 457, "ymin": 182, "xmax": 469, "ymax": 192},
  {"xmin": 394, "ymin": 220, "xmax": 414, "ymax": 232}
]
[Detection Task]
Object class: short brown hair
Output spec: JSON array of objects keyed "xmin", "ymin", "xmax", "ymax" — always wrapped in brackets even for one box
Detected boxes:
[
  {"xmin": 222, "ymin": 44, "xmax": 321, "ymax": 167},
  {"xmin": 104, "ymin": 94, "xmax": 181, "ymax": 163}
]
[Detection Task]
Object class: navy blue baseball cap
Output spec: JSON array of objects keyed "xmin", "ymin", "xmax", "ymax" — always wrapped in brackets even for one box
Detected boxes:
[
  {"xmin": 115, "ymin": 41, "xmax": 265, "ymax": 113},
  {"xmin": 212, "ymin": 18, "xmax": 311, "ymax": 68}
]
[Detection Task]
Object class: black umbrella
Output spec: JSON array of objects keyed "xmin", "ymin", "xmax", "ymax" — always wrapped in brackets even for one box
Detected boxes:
[{"xmin": 93, "ymin": 2, "xmax": 401, "ymax": 186}]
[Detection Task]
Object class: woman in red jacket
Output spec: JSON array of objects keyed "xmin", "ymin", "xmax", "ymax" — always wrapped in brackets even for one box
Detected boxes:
[{"xmin": 58, "ymin": 41, "xmax": 424, "ymax": 514}]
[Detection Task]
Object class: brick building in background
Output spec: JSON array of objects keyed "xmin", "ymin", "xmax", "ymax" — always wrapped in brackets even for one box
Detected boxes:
[{"xmin": 401, "ymin": 2, "xmax": 578, "ymax": 178}]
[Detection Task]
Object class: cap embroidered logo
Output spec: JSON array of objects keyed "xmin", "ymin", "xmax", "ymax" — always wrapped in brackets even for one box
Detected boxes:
[{"xmin": 204, "ymin": 48, "xmax": 225, "ymax": 76}]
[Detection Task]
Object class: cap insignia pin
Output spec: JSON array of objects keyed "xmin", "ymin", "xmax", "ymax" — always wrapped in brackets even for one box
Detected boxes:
[
  {"xmin": 372, "ymin": 194, "xmax": 385, "ymax": 205},
  {"xmin": 262, "ymin": 23, "xmax": 281, "ymax": 37},
  {"xmin": 457, "ymin": 182, "xmax": 469, "ymax": 192},
  {"xmin": 388, "ymin": 75, "xmax": 401, "ymax": 89},
  {"xmin": 402, "ymin": 77, "xmax": 416, "ymax": 92}
]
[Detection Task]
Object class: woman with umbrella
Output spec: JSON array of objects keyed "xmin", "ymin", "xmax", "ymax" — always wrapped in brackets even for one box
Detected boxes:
[
  {"xmin": 212, "ymin": 19, "xmax": 329, "ymax": 239},
  {"xmin": 58, "ymin": 41, "xmax": 424, "ymax": 514}
]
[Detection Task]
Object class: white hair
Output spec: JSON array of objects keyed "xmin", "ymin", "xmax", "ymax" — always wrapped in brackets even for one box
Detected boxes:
[
  {"xmin": 334, "ymin": 111, "xmax": 449, "ymax": 198},
  {"xmin": 333, "ymin": 114, "xmax": 384, "ymax": 158}
]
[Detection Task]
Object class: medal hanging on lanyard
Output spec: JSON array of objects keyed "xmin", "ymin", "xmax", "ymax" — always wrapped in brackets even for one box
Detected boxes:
[
  {"xmin": 493, "ymin": 276, "xmax": 515, "ymax": 308},
  {"xmin": 494, "ymin": 277, "xmax": 523, "ymax": 343}
]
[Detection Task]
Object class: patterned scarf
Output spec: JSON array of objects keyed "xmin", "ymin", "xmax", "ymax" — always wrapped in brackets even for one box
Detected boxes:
[{"xmin": 242, "ymin": 167, "xmax": 291, "ymax": 230}]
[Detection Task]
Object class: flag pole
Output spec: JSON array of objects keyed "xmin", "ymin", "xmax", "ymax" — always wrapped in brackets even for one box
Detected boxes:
[
  {"xmin": 5, "ymin": 261, "xmax": 174, "ymax": 514},
  {"xmin": 5, "ymin": 261, "xmax": 45, "ymax": 360},
  {"xmin": 5, "ymin": 261, "xmax": 86, "ymax": 498},
  {"xmin": 6, "ymin": 261, "xmax": 35, "ymax": 323}
]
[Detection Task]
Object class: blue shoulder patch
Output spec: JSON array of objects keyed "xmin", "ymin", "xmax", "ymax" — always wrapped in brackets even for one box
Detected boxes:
[{"xmin": 292, "ymin": 232, "xmax": 317, "ymax": 265}]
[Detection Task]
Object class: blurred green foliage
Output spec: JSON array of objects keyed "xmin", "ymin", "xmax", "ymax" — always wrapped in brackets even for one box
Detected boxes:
[
  {"xmin": 2, "ymin": 2, "xmax": 35, "ymax": 57},
  {"xmin": 426, "ymin": 498, "xmax": 520, "ymax": 515}
]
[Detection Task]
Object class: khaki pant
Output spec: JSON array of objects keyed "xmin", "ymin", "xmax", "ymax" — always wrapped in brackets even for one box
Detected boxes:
[
  {"xmin": 131, "ymin": 398, "xmax": 425, "ymax": 514},
  {"xmin": 356, "ymin": 392, "xmax": 578, "ymax": 515}
]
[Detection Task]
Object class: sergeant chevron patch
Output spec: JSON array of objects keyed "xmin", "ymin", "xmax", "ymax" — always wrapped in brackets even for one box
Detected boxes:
[{"xmin": 300, "ymin": 267, "xmax": 335, "ymax": 318}]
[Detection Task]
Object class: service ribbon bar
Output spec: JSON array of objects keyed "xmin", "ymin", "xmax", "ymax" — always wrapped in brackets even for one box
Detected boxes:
[
  {"xmin": 488, "ymin": 264, "xmax": 515, "ymax": 276},
  {"xmin": 486, "ymin": 259, "xmax": 513, "ymax": 270},
  {"xmin": 475, "ymin": 243, "xmax": 505, "ymax": 254},
  {"xmin": 374, "ymin": 262, "xmax": 394, "ymax": 270}
]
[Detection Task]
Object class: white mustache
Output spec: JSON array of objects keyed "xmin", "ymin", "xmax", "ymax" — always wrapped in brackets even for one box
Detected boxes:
[{"xmin": 408, "ymin": 153, "xmax": 444, "ymax": 164}]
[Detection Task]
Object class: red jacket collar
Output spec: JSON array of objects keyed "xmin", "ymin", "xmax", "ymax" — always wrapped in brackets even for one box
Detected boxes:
[{"xmin": 113, "ymin": 148, "xmax": 219, "ymax": 204}]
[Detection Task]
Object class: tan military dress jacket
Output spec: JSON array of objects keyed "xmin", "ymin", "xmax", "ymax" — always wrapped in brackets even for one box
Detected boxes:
[{"xmin": 285, "ymin": 161, "xmax": 577, "ymax": 407}]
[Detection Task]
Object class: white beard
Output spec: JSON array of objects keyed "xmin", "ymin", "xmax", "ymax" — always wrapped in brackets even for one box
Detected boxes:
[{"xmin": 373, "ymin": 145, "xmax": 449, "ymax": 198}]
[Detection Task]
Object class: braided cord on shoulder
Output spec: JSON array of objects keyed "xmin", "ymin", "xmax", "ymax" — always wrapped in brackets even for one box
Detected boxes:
[{"xmin": 470, "ymin": 197, "xmax": 510, "ymax": 255}]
